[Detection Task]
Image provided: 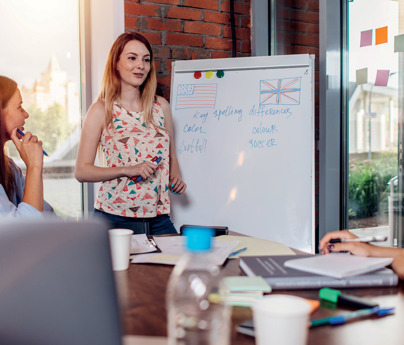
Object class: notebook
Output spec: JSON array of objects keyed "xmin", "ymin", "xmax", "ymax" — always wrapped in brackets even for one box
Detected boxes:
[
  {"xmin": 239, "ymin": 255, "xmax": 398, "ymax": 289},
  {"xmin": 284, "ymin": 253, "xmax": 393, "ymax": 279},
  {"xmin": 0, "ymin": 217, "xmax": 123, "ymax": 345}
]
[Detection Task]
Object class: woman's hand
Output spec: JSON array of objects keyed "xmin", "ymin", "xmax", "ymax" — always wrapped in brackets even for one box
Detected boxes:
[
  {"xmin": 169, "ymin": 176, "xmax": 187, "ymax": 195},
  {"xmin": 319, "ymin": 229, "xmax": 357, "ymax": 254},
  {"xmin": 10, "ymin": 128, "xmax": 44, "ymax": 212},
  {"xmin": 319, "ymin": 229, "xmax": 375, "ymax": 257},
  {"xmin": 125, "ymin": 161, "xmax": 158, "ymax": 180},
  {"xmin": 10, "ymin": 128, "xmax": 44, "ymax": 169}
]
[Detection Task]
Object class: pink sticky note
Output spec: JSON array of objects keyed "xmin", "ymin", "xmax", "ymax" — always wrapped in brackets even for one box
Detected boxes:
[
  {"xmin": 360, "ymin": 30, "xmax": 372, "ymax": 47},
  {"xmin": 374, "ymin": 70, "xmax": 390, "ymax": 87}
]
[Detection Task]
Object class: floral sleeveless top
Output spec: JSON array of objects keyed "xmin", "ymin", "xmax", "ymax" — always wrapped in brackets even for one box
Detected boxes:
[{"xmin": 95, "ymin": 101, "xmax": 171, "ymax": 218}]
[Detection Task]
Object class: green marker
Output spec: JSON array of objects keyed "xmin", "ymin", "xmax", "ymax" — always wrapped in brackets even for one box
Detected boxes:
[{"xmin": 319, "ymin": 288, "xmax": 378, "ymax": 309}]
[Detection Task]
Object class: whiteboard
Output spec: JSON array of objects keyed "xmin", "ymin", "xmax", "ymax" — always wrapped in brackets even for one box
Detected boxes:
[{"xmin": 169, "ymin": 54, "xmax": 315, "ymax": 253}]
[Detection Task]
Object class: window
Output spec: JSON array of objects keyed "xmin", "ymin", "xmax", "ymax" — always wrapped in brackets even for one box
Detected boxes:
[
  {"xmin": 346, "ymin": 0, "xmax": 403, "ymax": 246},
  {"xmin": 0, "ymin": 0, "xmax": 82, "ymax": 218},
  {"xmin": 321, "ymin": 0, "xmax": 404, "ymax": 247}
]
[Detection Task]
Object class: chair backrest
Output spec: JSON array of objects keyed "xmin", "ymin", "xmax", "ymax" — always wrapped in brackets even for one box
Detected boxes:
[{"xmin": 0, "ymin": 217, "xmax": 122, "ymax": 345}]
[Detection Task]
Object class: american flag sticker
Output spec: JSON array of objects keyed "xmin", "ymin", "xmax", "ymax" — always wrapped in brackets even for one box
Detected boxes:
[
  {"xmin": 175, "ymin": 84, "xmax": 217, "ymax": 110},
  {"xmin": 260, "ymin": 77, "xmax": 302, "ymax": 105}
]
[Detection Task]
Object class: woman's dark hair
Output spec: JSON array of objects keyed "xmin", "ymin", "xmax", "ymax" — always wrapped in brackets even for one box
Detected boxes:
[{"xmin": 0, "ymin": 76, "xmax": 18, "ymax": 199}]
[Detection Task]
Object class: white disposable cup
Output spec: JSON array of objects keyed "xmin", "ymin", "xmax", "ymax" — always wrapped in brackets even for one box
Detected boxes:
[
  {"xmin": 108, "ymin": 229, "xmax": 134, "ymax": 271},
  {"xmin": 252, "ymin": 294, "xmax": 312, "ymax": 345}
]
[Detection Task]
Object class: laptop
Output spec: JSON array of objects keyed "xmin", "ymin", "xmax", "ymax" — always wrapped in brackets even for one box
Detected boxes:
[{"xmin": 0, "ymin": 217, "xmax": 122, "ymax": 345}]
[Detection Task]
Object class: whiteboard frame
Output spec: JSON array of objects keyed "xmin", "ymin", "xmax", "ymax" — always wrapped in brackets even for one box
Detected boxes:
[
  {"xmin": 171, "ymin": 54, "xmax": 312, "ymax": 73},
  {"xmin": 170, "ymin": 54, "xmax": 315, "ymax": 253}
]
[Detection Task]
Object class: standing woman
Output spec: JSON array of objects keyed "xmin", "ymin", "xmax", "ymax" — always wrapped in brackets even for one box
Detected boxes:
[
  {"xmin": 75, "ymin": 32, "xmax": 186, "ymax": 235},
  {"xmin": 0, "ymin": 76, "xmax": 53, "ymax": 217}
]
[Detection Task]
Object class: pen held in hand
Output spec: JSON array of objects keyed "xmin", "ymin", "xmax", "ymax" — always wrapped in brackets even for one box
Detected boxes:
[
  {"xmin": 132, "ymin": 156, "xmax": 162, "ymax": 183},
  {"xmin": 17, "ymin": 129, "xmax": 48, "ymax": 156},
  {"xmin": 329, "ymin": 235, "xmax": 387, "ymax": 244}
]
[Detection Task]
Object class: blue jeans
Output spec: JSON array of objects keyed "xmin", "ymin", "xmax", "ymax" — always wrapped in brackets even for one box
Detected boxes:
[{"xmin": 93, "ymin": 209, "xmax": 178, "ymax": 235}]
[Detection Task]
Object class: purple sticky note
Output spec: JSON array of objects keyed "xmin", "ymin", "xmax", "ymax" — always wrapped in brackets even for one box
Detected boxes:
[
  {"xmin": 374, "ymin": 70, "xmax": 390, "ymax": 87},
  {"xmin": 360, "ymin": 30, "xmax": 372, "ymax": 47}
]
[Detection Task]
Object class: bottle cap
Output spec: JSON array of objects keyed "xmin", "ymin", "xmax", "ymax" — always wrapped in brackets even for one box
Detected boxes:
[{"xmin": 184, "ymin": 227, "xmax": 214, "ymax": 252}]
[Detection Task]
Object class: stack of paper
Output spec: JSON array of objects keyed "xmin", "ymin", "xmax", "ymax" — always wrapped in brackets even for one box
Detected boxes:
[
  {"xmin": 223, "ymin": 276, "xmax": 271, "ymax": 294},
  {"xmin": 215, "ymin": 276, "xmax": 272, "ymax": 307},
  {"xmin": 131, "ymin": 236, "xmax": 238, "ymax": 266}
]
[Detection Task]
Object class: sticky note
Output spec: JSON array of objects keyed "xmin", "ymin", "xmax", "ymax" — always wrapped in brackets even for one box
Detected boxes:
[
  {"xmin": 394, "ymin": 34, "xmax": 404, "ymax": 52},
  {"xmin": 356, "ymin": 68, "xmax": 368, "ymax": 85},
  {"xmin": 374, "ymin": 69, "xmax": 389, "ymax": 87},
  {"xmin": 375, "ymin": 26, "xmax": 388, "ymax": 45},
  {"xmin": 360, "ymin": 30, "xmax": 372, "ymax": 47}
]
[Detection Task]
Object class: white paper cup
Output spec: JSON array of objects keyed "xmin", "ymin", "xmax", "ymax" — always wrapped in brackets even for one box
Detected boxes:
[
  {"xmin": 108, "ymin": 229, "xmax": 133, "ymax": 271},
  {"xmin": 252, "ymin": 295, "xmax": 311, "ymax": 345}
]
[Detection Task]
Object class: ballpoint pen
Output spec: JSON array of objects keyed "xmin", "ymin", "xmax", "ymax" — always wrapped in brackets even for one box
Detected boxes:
[
  {"xmin": 310, "ymin": 306, "xmax": 395, "ymax": 328},
  {"xmin": 329, "ymin": 235, "xmax": 387, "ymax": 244},
  {"xmin": 229, "ymin": 247, "xmax": 248, "ymax": 257},
  {"xmin": 17, "ymin": 129, "xmax": 49, "ymax": 156}
]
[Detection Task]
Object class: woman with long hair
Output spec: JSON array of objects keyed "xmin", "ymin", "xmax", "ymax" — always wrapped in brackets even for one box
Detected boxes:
[
  {"xmin": 75, "ymin": 32, "xmax": 186, "ymax": 234},
  {"xmin": 0, "ymin": 75, "xmax": 53, "ymax": 216}
]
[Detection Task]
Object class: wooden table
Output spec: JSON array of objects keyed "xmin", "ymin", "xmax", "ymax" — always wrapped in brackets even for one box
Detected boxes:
[{"xmin": 116, "ymin": 258, "xmax": 404, "ymax": 345}]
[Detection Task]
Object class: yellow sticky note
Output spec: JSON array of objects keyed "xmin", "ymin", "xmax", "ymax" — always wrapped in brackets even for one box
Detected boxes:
[{"xmin": 375, "ymin": 26, "xmax": 388, "ymax": 45}]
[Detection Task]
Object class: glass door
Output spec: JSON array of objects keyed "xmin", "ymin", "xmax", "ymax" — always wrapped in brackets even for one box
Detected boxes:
[{"xmin": 347, "ymin": 0, "xmax": 404, "ymax": 245}]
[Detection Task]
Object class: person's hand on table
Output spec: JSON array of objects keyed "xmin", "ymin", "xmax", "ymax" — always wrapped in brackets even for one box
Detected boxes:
[{"xmin": 319, "ymin": 229, "xmax": 374, "ymax": 257}]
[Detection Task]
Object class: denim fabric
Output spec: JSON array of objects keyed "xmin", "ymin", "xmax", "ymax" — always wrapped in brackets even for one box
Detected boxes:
[{"xmin": 93, "ymin": 209, "xmax": 178, "ymax": 235}]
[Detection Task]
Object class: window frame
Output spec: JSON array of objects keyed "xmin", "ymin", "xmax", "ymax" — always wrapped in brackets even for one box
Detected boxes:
[
  {"xmin": 79, "ymin": 0, "xmax": 124, "ymax": 217},
  {"xmin": 320, "ymin": 0, "xmax": 404, "ymax": 243},
  {"xmin": 319, "ymin": 0, "xmax": 345, "ymax": 239}
]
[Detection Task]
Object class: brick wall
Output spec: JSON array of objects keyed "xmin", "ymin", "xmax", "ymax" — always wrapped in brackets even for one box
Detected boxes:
[{"xmin": 124, "ymin": 0, "xmax": 251, "ymax": 98}]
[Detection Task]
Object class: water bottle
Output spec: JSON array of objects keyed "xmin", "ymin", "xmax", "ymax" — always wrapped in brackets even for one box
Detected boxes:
[{"xmin": 166, "ymin": 227, "xmax": 231, "ymax": 345}]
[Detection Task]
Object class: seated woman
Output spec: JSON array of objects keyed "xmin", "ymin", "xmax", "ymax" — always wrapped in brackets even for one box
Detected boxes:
[
  {"xmin": 0, "ymin": 76, "xmax": 53, "ymax": 217},
  {"xmin": 319, "ymin": 229, "xmax": 404, "ymax": 280}
]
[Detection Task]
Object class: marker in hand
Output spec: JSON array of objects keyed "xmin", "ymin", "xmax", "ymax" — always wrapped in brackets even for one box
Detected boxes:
[
  {"xmin": 132, "ymin": 156, "xmax": 162, "ymax": 183},
  {"xmin": 329, "ymin": 235, "xmax": 387, "ymax": 244},
  {"xmin": 17, "ymin": 129, "xmax": 49, "ymax": 156}
]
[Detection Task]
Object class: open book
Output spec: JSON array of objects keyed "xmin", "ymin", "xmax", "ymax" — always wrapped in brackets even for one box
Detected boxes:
[{"xmin": 284, "ymin": 253, "xmax": 393, "ymax": 279}]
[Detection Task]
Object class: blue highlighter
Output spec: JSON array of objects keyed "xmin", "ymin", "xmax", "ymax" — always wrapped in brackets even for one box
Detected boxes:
[{"xmin": 134, "ymin": 156, "xmax": 162, "ymax": 183}]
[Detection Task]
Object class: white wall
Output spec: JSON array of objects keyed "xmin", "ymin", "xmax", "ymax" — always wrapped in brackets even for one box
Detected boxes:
[{"xmin": 90, "ymin": 0, "xmax": 124, "ymax": 101}]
